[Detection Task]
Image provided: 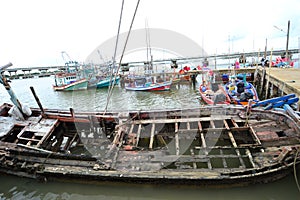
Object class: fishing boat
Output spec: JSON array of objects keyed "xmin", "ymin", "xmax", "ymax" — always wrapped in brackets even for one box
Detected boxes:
[
  {"xmin": 53, "ymin": 61, "xmax": 88, "ymax": 91},
  {"xmin": 224, "ymin": 74, "xmax": 259, "ymax": 106},
  {"xmin": 53, "ymin": 72, "xmax": 88, "ymax": 91},
  {"xmin": 1, "ymin": 63, "xmax": 300, "ymax": 187},
  {"xmin": 199, "ymin": 82, "xmax": 231, "ymax": 105},
  {"xmin": 96, "ymin": 76, "xmax": 120, "ymax": 88},
  {"xmin": 199, "ymin": 68, "xmax": 231, "ymax": 105},
  {"xmin": 125, "ymin": 76, "xmax": 172, "ymax": 91}
]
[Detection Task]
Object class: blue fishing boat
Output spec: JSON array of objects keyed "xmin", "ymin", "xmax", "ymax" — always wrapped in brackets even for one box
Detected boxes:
[
  {"xmin": 96, "ymin": 76, "xmax": 120, "ymax": 88},
  {"xmin": 224, "ymin": 74, "xmax": 259, "ymax": 105}
]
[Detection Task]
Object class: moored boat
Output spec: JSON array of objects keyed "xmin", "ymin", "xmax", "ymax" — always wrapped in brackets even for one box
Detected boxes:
[
  {"xmin": 224, "ymin": 74, "xmax": 259, "ymax": 106},
  {"xmin": 53, "ymin": 72, "xmax": 88, "ymax": 91},
  {"xmin": 96, "ymin": 76, "xmax": 120, "ymax": 88},
  {"xmin": 199, "ymin": 82, "xmax": 231, "ymax": 105},
  {"xmin": 125, "ymin": 76, "xmax": 172, "ymax": 91},
  {"xmin": 199, "ymin": 67, "xmax": 231, "ymax": 105},
  {"xmin": 53, "ymin": 60, "xmax": 88, "ymax": 91}
]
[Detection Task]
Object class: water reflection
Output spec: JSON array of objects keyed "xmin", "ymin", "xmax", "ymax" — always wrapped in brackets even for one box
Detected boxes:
[{"xmin": 0, "ymin": 174, "xmax": 299, "ymax": 200}]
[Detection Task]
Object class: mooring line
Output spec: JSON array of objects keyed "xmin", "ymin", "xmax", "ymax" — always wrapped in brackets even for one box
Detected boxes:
[{"xmin": 294, "ymin": 147, "xmax": 300, "ymax": 193}]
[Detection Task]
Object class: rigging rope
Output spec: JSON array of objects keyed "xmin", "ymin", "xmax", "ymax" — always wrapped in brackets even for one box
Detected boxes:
[
  {"xmin": 104, "ymin": 0, "xmax": 125, "ymax": 113},
  {"xmin": 104, "ymin": 0, "xmax": 141, "ymax": 112}
]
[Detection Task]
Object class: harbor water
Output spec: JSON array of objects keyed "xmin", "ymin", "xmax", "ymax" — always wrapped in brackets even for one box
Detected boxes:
[{"xmin": 0, "ymin": 77, "xmax": 299, "ymax": 199}]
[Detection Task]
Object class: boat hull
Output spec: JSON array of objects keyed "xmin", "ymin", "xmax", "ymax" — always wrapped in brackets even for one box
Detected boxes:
[
  {"xmin": 199, "ymin": 84, "xmax": 231, "ymax": 105},
  {"xmin": 53, "ymin": 79, "xmax": 88, "ymax": 91},
  {"xmin": 96, "ymin": 77, "xmax": 120, "ymax": 88},
  {"xmin": 0, "ymin": 104, "xmax": 299, "ymax": 187},
  {"xmin": 224, "ymin": 82, "xmax": 259, "ymax": 105},
  {"xmin": 125, "ymin": 81, "xmax": 172, "ymax": 91},
  {"xmin": 0, "ymin": 157, "xmax": 294, "ymax": 187}
]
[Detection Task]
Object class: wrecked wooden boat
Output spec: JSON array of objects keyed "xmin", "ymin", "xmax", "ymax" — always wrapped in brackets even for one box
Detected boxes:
[
  {"xmin": 1, "ymin": 102, "xmax": 300, "ymax": 186},
  {"xmin": 1, "ymin": 63, "xmax": 300, "ymax": 187}
]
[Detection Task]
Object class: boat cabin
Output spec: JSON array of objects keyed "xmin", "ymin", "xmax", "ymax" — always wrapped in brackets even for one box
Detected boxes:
[{"xmin": 54, "ymin": 73, "xmax": 78, "ymax": 87}]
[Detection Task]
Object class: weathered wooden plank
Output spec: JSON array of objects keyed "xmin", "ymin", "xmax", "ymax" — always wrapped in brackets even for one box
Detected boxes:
[
  {"xmin": 132, "ymin": 116, "xmax": 238, "ymax": 125},
  {"xmin": 228, "ymin": 131, "xmax": 246, "ymax": 168},
  {"xmin": 231, "ymin": 118, "xmax": 239, "ymax": 128},
  {"xmin": 129, "ymin": 124, "xmax": 134, "ymax": 135},
  {"xmin": 135, "ymin": 124, "xmax": 142, "ymax": 147},
  {"xmin": 17, "ymin": 143, "xmax": 53, "ymax": 153},
  {"xmin": 175, "ymin": 122, "xmax": 180, "ymax": 156},
  {"xmin": 245, "ymin": 148, "xmax": 256, "ymax": 168},
  {"xmin": 151, "ymin": 154, "xmax": 249, "ymax": 163},
  {"xmin": 194, "ymin": 145, "xmax": 262, "ymax": 150},
  {"xmin": 198, "ymin": 121, "xmax": 202, "ymax": 131},
  {"xmin": 223, "ymin": 119, "xmax": 230, "ymax": 130},
  {"xmin": 26, "ymin": 135, "xmax": 36, "ymax": 146},
  {"xmin": 190, "ymin": 149, "xmax": 197, "ymax": 169},
  {"xmin": 157, "ymin": 135, "xmax": 167, "ymax": 148},
  {"xmin": 36, "ymin": 119, "xmax": 60, "ymax": 148},
  {"xmin": 19, "ymin": 137, "xmax": 40, "ymax": 142},
  {"xmin": 187, "ymin": 122, "xmax": 191, "ymax": 130},
  {"xmin": 249, "ymin": 125, "xmax": 262, "ymax": 145},
  {"xmin": 210, "ymin": 120, "xmax": 215, "ymax": 129},
  {"xmin": 219, "ymin": 149, "xmax": 228, "ymax": 168},
  {"xmin": 200, "ymin": 132, "xmax": 212, "ymax": 170},
  {"xmin": 65, "ymin": 132, "xmax": 78, "ymax": 151},
  {"xmin": 149, "ymin": 123, "xmax": 155, "ymax": 149}
]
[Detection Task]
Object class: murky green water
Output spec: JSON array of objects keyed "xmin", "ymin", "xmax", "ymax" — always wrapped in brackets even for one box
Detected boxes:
[
  {"xmin": 0, "ymin": 77, "xmax": 299, "ymax": 199},
  {"xmin": 0, "ymin": 77, "xmax": 200, "ymax": 111}
]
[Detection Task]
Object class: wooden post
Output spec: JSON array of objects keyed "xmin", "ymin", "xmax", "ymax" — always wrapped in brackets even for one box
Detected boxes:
[
  {"xmin": 259, "ymin": 68, "xmax": 266, "ymax": 98},
  {"xmin": 30, "ymin": 86, "xmax": 45, "ymax": 117},
  {"xmin": 264, "ymin": 38, "xmax": 267, "ymax": 59},
  {"xmin": 214, "ymin": 50, "xmax": 217, "ymax": 69},
  {"xmin": 286, "ymin": 20, "xmax": 290, "ymax": 62},
  {"xmin": 265, "ymin": 48, "xmax": 273, "ymax": 99},
  {"xmin": 253, "ymin": 49, "xmax": 260, "ymax": 87}
]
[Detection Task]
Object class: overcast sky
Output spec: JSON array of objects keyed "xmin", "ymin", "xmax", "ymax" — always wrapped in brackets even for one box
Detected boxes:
[{"xmin": 0, "ymin": 0, "xmax": 299, "ymax": 67}]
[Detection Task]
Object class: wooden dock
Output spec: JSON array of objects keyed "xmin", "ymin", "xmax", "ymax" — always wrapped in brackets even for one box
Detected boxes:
[{"xmin": 263, "ymin": 68, "xmax": 300, "ymax": 95}]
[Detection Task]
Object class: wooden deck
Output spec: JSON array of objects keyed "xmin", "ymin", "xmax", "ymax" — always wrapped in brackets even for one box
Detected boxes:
[{"xmin": 264, "ymin": 68, "xmax": 300, "ymax": 95}]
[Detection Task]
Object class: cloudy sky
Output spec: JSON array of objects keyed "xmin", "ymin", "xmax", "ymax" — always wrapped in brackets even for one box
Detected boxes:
[{"xmin": 0, "ymin": 0, "xmax": 299, "ymax": 67}]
